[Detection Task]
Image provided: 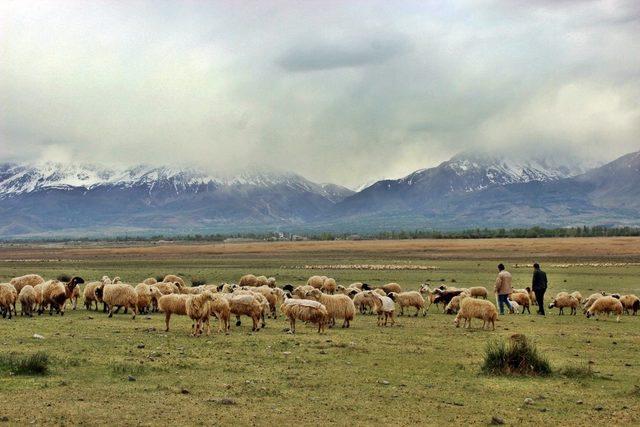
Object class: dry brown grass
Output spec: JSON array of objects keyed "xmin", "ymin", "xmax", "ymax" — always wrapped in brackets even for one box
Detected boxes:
[{"xmin": 1, "ymin": 237, "xmax": 640, "ymax": 262}]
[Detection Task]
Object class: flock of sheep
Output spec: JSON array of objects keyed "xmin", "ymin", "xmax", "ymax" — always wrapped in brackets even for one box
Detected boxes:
[{"xmin": 0, "ymin": 273, "xmax": 638, "ymax": 335}]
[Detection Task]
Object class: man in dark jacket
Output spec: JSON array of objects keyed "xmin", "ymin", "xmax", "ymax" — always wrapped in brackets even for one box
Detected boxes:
[{"xmin": 531, "ymin": 262, "xmax": 547, "ymax": 315}]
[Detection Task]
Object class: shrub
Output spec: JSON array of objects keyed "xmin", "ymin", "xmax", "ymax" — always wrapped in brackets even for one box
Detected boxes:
[
  {"xmin": 56, "ymin": 274, "xmax": 72, "ymax": 282},
  {"xmin": 191, "ymin": 277, "xmax": 207, "ymax": 286},
  {"xmin": 0, "ymin": 352, "xmax": 50, "ymax": 375},
  {"xmin": 481, "ymin": 335, "xmax": 551, "ymax": 376}
]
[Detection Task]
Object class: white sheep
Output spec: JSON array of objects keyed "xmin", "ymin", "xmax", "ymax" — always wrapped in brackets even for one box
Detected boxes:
[
  {"xmin": 453, "ymin": 298, "xmax": 498, "ymax": 330},
  {"xmin": 388, "ymin": 291, "xmax": 426, "ymax": 316},
  {"xmin": 585, "ymin": 296, "xmax": 623, "ymax": 322}
]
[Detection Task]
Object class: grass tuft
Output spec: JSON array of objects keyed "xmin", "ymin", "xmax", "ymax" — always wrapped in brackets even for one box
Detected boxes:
[
  {"xmin": 0, "ymin": 352, "xmax": 50, "ymax": 375},
  {"xmin": 559, "ymin": 365, "xmax": 595, "ymax": 379},
  {"xmin": 481, "ymin": 335, "xmax": 551, "ymax": 376}
]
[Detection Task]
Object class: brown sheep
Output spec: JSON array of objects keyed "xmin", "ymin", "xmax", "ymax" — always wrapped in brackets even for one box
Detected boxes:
[
  {"xmin": 158, "ymin": 293, "xmax": 189, "ymax": 331},
  {"xmin": 616, "ymin": 294, "xmax": 639, "ymax": 315},
  {"xmin": 224, "ymin": 294, "xmax": 263, "ymax": 331},
  {"xmin": 42, "ymin": 277, "xmax": 84, "ymax": 316},
  {"xmin": 208, "ymin": 294, "xmax": 231, "ymax": 334},
  {"xmin": 320, "ymin": 278, "xmax": 337, "ymax": 294},
  {"xmin": 162, "ymin": 274, "xmax": 186, "ymax": 288},
  {"xmin": 306, "ymin": 275, "xmax": 328, "ymax": 289},
  {"xmin": 304, "ymin": 288, "xmax": 355, "ymax": 328},
  {"xmin": 134, "ymin": 283, "xmax": 153, "ymax": 314},
  {"xmin": 101, "ymin": 283, "xmax": 138, "ymax": 319},
  {"xmin": 586, "ymin": 296, "xmax": 624, "ymax": 322},
  {"xmin": 280, "ymin": 299, "xmax": 328, "ymax": 334},
  {"xmin": 186, "ymin": 291, "xmax": 216, "ymax": 336},
  {"xmin": 388, "ymin": 291, "xmax": 426, "ymax": 316},
  {"xmin": 508, "ymin": 291, "xmax": 531, "ymax": 314},
  {"xmin": 142, "ymin": 277, "xmax": 157, "ymax": 286},
  {"xmin": 453, "ymin": 298, "xmax": 498, "ymax": 330},
  {"xmin": 0, "ymin": 283, "xmax": 18, "ymax": 319},
  {"xmin": 18, "ymin": 285, "xmax": 37, "ymax": 317}
]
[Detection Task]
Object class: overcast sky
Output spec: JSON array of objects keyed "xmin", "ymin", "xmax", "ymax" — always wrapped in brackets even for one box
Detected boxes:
[{"xmin": 1, "ymin": 1, "xmax": 639, "ymax": 188}]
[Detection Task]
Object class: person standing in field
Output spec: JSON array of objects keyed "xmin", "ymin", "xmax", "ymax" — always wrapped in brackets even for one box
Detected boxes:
[
  {"xmin": 494, "ymin": 263, "xmax": 514, "ymax": 315},
  {"xmin": 531, "ymin": 262, "xmax": 548, "ymax": 315}
]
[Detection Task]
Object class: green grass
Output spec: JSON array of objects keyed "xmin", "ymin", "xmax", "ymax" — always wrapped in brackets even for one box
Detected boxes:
[
  {"xmin": 0, "ymin": 256, "xmax": 639, "ymax": 425},
  {"xmin": 0, "ymin": 352, "xmax": 50, "ymax": 375},
  {"xmin": 482, "ymin": 335, "xmax": 551, "ymax": 376}
]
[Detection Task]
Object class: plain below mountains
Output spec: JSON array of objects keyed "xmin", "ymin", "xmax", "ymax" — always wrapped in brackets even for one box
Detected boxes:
[{"xmin": 0, "ymin": 150, "xmax": 638, "ymax": 238}]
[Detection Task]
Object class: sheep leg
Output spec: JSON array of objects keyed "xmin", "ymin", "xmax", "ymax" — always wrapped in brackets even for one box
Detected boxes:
[
  {"xmin": 415, "ymin": 306, "xmax": 419, "ymax": 317},
  {"xmin": 290, "ymin": 318, "xmax": 296, "ymax": 334},
  {"xmin": 131, "ymin": 306, "xmax": 137, "ymax": 320},
  {"xmin": 235, "ymin": 315, "xmax": 241, "ymax": 327},
  {"xmin": 164, "ymin": 313, "xmax": 171, "ymax": 331}
]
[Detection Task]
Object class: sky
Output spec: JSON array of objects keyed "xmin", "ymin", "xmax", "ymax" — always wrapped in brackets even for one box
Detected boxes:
[{"xmin": 1, "ymin": 0, "xmax": 639, "ymax": 189}]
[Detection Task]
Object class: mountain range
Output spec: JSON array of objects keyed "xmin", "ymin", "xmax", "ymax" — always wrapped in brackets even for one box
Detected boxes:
[{"xmin": 0, "ymin": 150, "xmax": 638, "ymax": 238}]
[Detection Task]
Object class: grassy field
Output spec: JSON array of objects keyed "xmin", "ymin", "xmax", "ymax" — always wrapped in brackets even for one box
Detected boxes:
[{"xmin": 0, "ymin": 238, "xmax": 639, "ymax": 425}]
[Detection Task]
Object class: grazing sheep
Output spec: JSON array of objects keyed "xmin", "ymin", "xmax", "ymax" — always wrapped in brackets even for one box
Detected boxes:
[
  {"xmin": 444, "ymin": 293, "xmax": 470, "ymax": 315},
  {"xmin": 142, "ymin": 277, "xmax": 157, "ymax": 286},
  {"xmin": 617, "ymin": 294, "xmax": 639, "ymax": 315},
  {"xmin": 570, "ymin": 291, "xmax": 583, "ymax": 304},
  {"xmin": 232, "ymin": 289, "xmax": 270, "ymax": 328},
  {"xmin": 582, "ymin": 292, "xmax": 607, "ymax": 312},
  {"xmin": 307, "ymin": 275, "xmax": 328, "ymax": 289},
  {"xmin": 432, "ymin": 289, "xmax": 465, "ymax": 311},
  {"xmin": 453, "ymin": 298, "xmax": 498, "ymax": 330},
  {"xmin": 304, "ymin": 288, "xmax": 356, "ymax": 328},
  {"xmin": 508, "ymin": 291, "xmax": 531, "ymax": 314},
  {"xmin": 134, "ymin": 283, "xmax": 153, "ymax": 314},
  {"xmin": 158, "ymin": 294, "xmax": 190, "ymax": 332},
  {"xmin": 419, "ymin": 285, "xmax": 440, "ymax": 311},
  {"xmin": 224, "ymin": 294, "xmax": 263, "ymax": 331},
  {"xmin": 388, "ymin": 291, "xmax": 426, "ymax": 316},
  {"xmin": 41, "ymin": 277, "xmax": 84, "ymax": 316},
  {"xmin": 84, "ymin": 277, "xmax": 111, "ymax": 311},
  {"xmin": 18, "ymin": 285, "xmax": 37, "ymax": 317},
  {"xmin": 352, "ymin": 290, "xmax": 376, "ymax": 315},
  {"xmin": 10, "ymin": 274, "xmax": 45, "ymax": 295},
  {"xmin": 280, "ymin": 299, "xmax": 328, "ymax": 334},
  {"xmin": 320, "ymin": 278, "xmax": 337, "ymax": 294},
  {"xmin": 586, "ymin": 296, "xmax": 623, "ymax": 322},
  {"xmin": 162, "ymin": 274, "xmax": 186, "ymax": 288},
  {"xmin": 0, "ymin": 283, "xmax": 18, "ymax": 319},
  {"xmin": 367, "ymin": 291, "xmax": 395, "ymax": 326},
  {"xmin": 251, "ymin": 285, "xmax": 280, "ymax": 318},
  {"xmin": 186, "ymin": 291, "xmax": 216, "ymax": 336},
  {"xmin": 101, "ymin": 283, "xmax": 138, "ymax": 319},
  {"xmin": 207, "ymin": 294, "xmax": 231, "ymax": 333},
  {"xmin": 33, "ymin": 283, "xmax": 45, "ymax": 314},
  {"xmin": 549, "ymin": 292, "xmax": 580, "ymax": 315},
  {"xmin": 468, "ymin": 286, "xmax": 488, "ymax": 299}
]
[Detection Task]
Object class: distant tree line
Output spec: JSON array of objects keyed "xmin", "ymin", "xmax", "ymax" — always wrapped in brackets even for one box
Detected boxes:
[{"xmin": 2, "ymin": 226, "xmax": 640, "ymax": 244}]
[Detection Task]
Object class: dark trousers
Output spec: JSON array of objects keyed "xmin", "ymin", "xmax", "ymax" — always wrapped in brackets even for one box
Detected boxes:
[
  {"xmin": 534, "ymin": 289, "xmax": 546, "ymax": 315},
  {"xmin": 497, "ymin": 294, "xmax": 513, "ymax": 315}
]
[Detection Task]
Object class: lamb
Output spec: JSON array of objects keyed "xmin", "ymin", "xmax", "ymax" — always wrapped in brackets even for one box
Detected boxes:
[
  {"xmin": 453, "ymin": 298, "xmax": 498, "ymax": 330},
  {"xmin": 388, "ymin": 291, "xmax": 426, "ymax": 316},
  {"xmin": 468, "ymin": 286, "xmax": 488, "ymax": 299},
  {"xmin": 84, "ymin": 276, "xmax": 111, "ymax": 311},
  {"xmin": 68, "ymin": 285, "xmax": 81, "ymax": 310},
  {"xmin": 320, "ymin": 278, "xmax": 337, "ymax": 294},
  {"xmin": 617, "ymin": 294, "xmax": 639, "ymax": 315},
  {"xmin": 509, "ymin": 300, "xmax": 521, "ymax": 313},
  {"xmin": 10, "ymin": 274, "xmax": 45, "ymax": 294},
  {"xmin": 101, "ymin": 283, "xmax": 138, "ymax": 319},
  {"xmin": 304, "ymin": 288, "xmax": 356, "ymax": 328},
  {"xmin": 207, "ymin": 293, "xmax": 231, "ymax": 333},
  {"xmin": 419, "ymin": 284, "xmax": 439, "ymax": 311},
  {"xmin": 280, "ymin": 298, "xmax": 328, "ymax": 334},
  {"xmin": 367, "ymin": 291, "xmax": 395, "ymax": 326},
  {"xmin": 134, "ymin": 283, "xmax": 154, "ymax": 314},
  {"xmin": 585, "ymin": 296, "xmax": 623, "ymax": 322},
  {"xmin": 186, "ymin": 291, "xmax": 216, "ymax": 336},
  {"xmin": 158, "ymin": 293, "xmax": 190, "ymax": 332},
  {"xmin": 41, "ymin": 277, "xmax": 84, "ymax": 316},
  {"xmin": 548, "ymin": 292, "xmax": 580, "ymax": 315},
  {"xmin": 162, "ymin": 274, "xmax": 186, "ymax": 288},
  {"xmin": 18, "ymin": 285, "xmax": 37, "ymax": 317},
  {"xmin": 508, "ymin": 291, "xmax": 531, "ymax": 314},
  {"xmin": 307, "ymin": 275, "xmax": 328, "ymax": 289},
  {"xmin": 0, "ymin": 283, "xmax": 18, "ymax": 319}
]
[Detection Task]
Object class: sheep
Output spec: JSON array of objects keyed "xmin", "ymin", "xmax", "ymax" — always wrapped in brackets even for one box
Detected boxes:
[
  {"xmin": 134, "ymin": 283, "xmax": 153, "ymax": 314},
  {"xmin": 444, "ymin": 293, "xmax": 470, "ymax": 315},
  {"xmin": 33, "ymin": 283, "xmax": 45, "ymax": 314},
  {"xmin": 162, "ymin": 274, "xmax": 185, "ymax": 288},
  {"xmin": 149, "ymin": 285, "xmax": 163, "ymax": 312},
  {"xmin": 239, "ymin": 274, "xmax": 258, "ymax": 287},
  {"xmin": 142, "ymin": 277, "xmax": 157, "ymax": 286},
  {"xmin": 468, "ymin": 286, "xmax": 488, "ymax": 299},
  {"xmin": 362, "ymin": 282, "xmax": 402, "ymax": 294},
  {"xmin": 155, "ymin": 282, "xmax": 180, "ymax": 295},
  {"xmin": 83, "ymin": 281, "xmax": 102, "ymax": 311},
  {"xmin": 224, "ymin": 294, "xmax": 262, "ymax": 331},
  {"xmin": 304, "ymin": 288, "xmax": 355, "ymax": 328},
  {"xmin": 585, "ymin": 296, "xmax": 623, "ymax": 322},
  {"xmin": 101, "ymin": 283, "xmax": 138, "ymax": 319},
  {"xmin": 158, "ymin": 294, "xmax": 190, "ymax": 332},
  {"xmin": 419, "ymin": 284, "xmax": 440, "ymax": 311},
  {"xmin": 218, "ymin": 283, "xmax": 238, "ymax": 293},
  {"xmin": 68, "ymin": 285, "xmax": 81, "ymax": 310},
  {"xmin": 292, "ymin": 285, "xmax": 315, "ymax": 299},
  {"xmin": 582, "ymin": 292, "xmax": 607, "ymax": 312},
  {"xmin": 525, "ymin": 287, "xmax": 537, "ymax": 305},
  {"xmin": 280, "ymin": 299, "xmax": 328, "ymax": 334},
  {"xmin": 548, "ymin": 292, "xmax": 580, "ymax": 315},
  {"xmin": 509, "ymin": 300, "xmax": 521, "ymax": 313},
  {"xmin": 617, "ymin": 294, "xmax": 639, "ymax": 315},
  {"xmin": 207, "ymin": 294, "xmax": 231, "ymax": 334},
  {"xmin": 337, "ymin": 284, "xmax": 363, "ymax": 295},
  {"xmin": 388, "ymin": 291, "xmax": 426, "ymax": 316},
  {"xmin": 41, "ymin": 277, "xmax": 84, "ymax": 316},
  {"xmin": 367, "ymin": 291, "xmax": 395, "ymax": 326},
  {"xmin": 570, "ymin": 291, "xmax": 583, "ymax": 304},
  {"xmin": 320, "ymin": 278, "xmax": 337, "ymax": 294},
  {"xmin": 186, "ymin": 291, "xmax": 216, "ymax": 336},
  {"xmin": 352, "ymin": 290, "xmax": 376, "ymax": 315},
  {"xmin": 0, "ymin": 283, "xmax": 18, "ymax": 319},
  {"xmin": 432, "ymin": 288, "xmax": 465, "ymax": 311},
  {"xmin": 306, "ymin": 275, "xmax": 328, "ymax": 289},
  {"xmin": 18, "ymin": 285, "xmax": 37, "ymax": 317},
  {"xmin": 251, "ymin": 285, "xmax": 280, "ymax": 318},
  {"xmin": 10, "ymin": 274, "xmax": 45, "ymax": 295},
  {"xmin": 508, "ymin": 291, "xmax": 531, "ymax": 314},
  {"xmin": 112, "ymin": 276, "xmax": 122, "ymax": 284},
  {"xmin": 453, "ymin": 298, "xmax": 498, "ymax": 330}
]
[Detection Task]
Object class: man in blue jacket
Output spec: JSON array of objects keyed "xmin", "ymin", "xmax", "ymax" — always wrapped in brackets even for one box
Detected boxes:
[{"xmin": 531, "ymin": 262, "xmax": 548, "ymax": 315}]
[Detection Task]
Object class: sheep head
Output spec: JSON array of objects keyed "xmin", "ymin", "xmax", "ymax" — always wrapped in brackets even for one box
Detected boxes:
[
  {"xmin": 361, "ymin": 283, "xmax": 371, "ymax": 291},
  {"xmin": 305, "ymin": 289, "xmax": 322, "ymax": 301},
  {"xmin": 387, "ymin": 292, "xmax": 398, "ymax": 301},
  {"xmin": 282, "ymin": 284, "xmax": 294, "ymax": 293}
]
